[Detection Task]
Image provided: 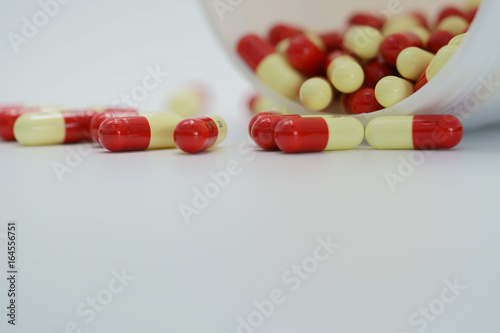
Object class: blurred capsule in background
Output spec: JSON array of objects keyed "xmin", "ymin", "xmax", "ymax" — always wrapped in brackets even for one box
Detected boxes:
[
  {"xmin": 14, "ymin": 109, "xmax": 97, "ymax": 146},
  {"xmin": 166, "ymin": 84, "xmax": 208, "ymax": 118},
  {"xmin": 99, "ymin": 113, "xmax": 182, "ymax": 152},
  {"xmin": 247, "ymin": 93, "xmax": 286, "ymax": 114},
  {"xmin": 174, "ymin": 115, "xmax": 227, "ymax": 153}
]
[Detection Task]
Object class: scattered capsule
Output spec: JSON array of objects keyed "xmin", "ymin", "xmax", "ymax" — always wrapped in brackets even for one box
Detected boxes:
[
  {"xmin": 285, "ymin": 33, "xmax": 326, "ymax": 76},
  {"xmin": 14, "ymin": 110, "xmax": 97, "ymax": 146},
  {"xmin": 251, "ymin": 114, "xmax": 302, "ymax": 150},
  {"xmin": 396, "ymin": 47, "xmax": 434, "ymax": 81},
  {"xmin": 174, "ymin": 115, "xmax": 227, "ymax": 153},
  {"xmin": 237, "ymin": 34, "xmax": 304, "ymax": 99},
  {"xmin": 268, "ymin": 24, "xmax": 303, "ymax": 46},
  {"xmin": 380, "ymin": 32, "xmax": 424, "ymax": 66},
  {"xmin": 342, "ymin": 88, "xmax": 383, "ymax": 114},
  {"xmin": 89, "ymin": 109, "xmax": 162, "ymax": 143},
  {"xmin": 325, "ymin": 51, "xmax": 364, "ymax": 93},
  {"xmin": 318, "ymin": 31, "xmax": 344, "ymax": 53},
  {"xmin": 427, "ymin": 30, "xmax": 455, "ymax": 54},
  {"xmin": 363, "ymin": 60, "xmax": 397, "ymax": 89},
  {"xmin": 248, "ymin": 111, "xmax": 282, "ymax": 135},
  {"xmin": 365, "ymin": 115, "xmax": 463, "ymax": 149},
  {"xmin": 343, "ymin": 25, "xmax": 383, "ymax": 60},
  {"xmin": 299, "ymin": 77, "xmax": 334, "ymax": 111},
  {"xmin": 375, "ymin": 76, "xmax": 414, "ymax": 108},
  {"xmin": 348, "ymin": 12, "xmax": 385, "ymax": 30},
  {"xmin": 436, "ymin": 15, "xmax": 469, "ymax": 35},
  {"xmin": 0, "ymin": 104, "xmax": 64, "ymax": 141},
  {"xmin": 274, "ymin": 117, "xmax": 364, "ymax": 153},
  {"xmin": 168, "ymin": 85, "xmax": 207, "ymax": 118},
  {"xmin": 99, "ymin": 113, "xmax": 183, "ymax": 152}
]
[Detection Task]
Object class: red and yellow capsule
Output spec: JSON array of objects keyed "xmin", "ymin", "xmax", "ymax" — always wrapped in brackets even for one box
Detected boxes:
[
  {"xmin": 174, "ymin": 115, "xmax": 227, "ymax": 153},
  {"xmin": 365, "ymin": 115, "xmax": 463, "ymax": 149},
  {"xmin": 237, "ymin": 34, "xmax": 304, "ymax": 99},
  {"xmin": 274, "ymin": 117, "xmax": 364, "ymax": 153},
  {"xmin": 90, "ymin": 109, "xmax": 139, "ymax": 143},
  {"xmin": 99, "ymin": 114, "xmax": 182, "ymax": 152},
  {"xmin": 14, "ymin": 110, "xmax": 97, "ymax": 146}
]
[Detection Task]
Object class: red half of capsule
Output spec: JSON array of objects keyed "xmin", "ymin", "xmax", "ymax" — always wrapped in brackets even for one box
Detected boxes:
[
  {"xmin": 381, "ymin": 32, "xmax": 423, "ymax": 66},
  {"xmin": 348, "ymin": 12, "xmax": 385, "ymax": 30},
  {"xmin": 90, "ymin": 109, "xmax": 139, "ymax": 142},
  {"xmin": 412, "ymin": 115, "xmax": 463, "ymax": 149},
  {"xmin": 268, "ymin": 24, "xmax": 303, "ymax": 46},
  {"xmin": 274, "ymin": 117, "xmax": 329, "ymax": 153},
  {"xmin": 237, "ymin": 34, "xmax": 276, "ymax": 72},
  {"xmin": 286, "ymin": 34, "xmax": 325, "ymax": 77},
  {"xmin": 410, "ymin": 11, "xmax": 430, "ymax": 29},
  {"xmin": 248, "ymin": 111, "xmax": 281, "ymax": 135},
  {"xmin": 174, "ymin": 117, "xmax": 219, "ymax": 153},
  {"xmin": 251, "ymin": 114, "xmax": 301, "ymax": 150},
  {"xmin": 99, "ymin": 117, "xmax": 151, "ymax": 152},
  {"xmin": 62, "ymin": 110, "xmax": 97, "ymax": 143},
  {"xmin": 344, "ymin": 88, "xmax": 383, "ymax": 114},
  {"xmin": 0, "ymin": 106, "xmax": 36, "ymax": 141},
  {"xmin": 319, "ymin": 31, "xmax": 344, "ymax": 53},
  {"xmin": 363, "ymin": 60, "xmax": 397, "ymax": 88},
  {"xmin": 415, "ymin": 66, "xmax": 429, "ymax": 92},
  {"xmin": 464, "ymin": 8, "xmax": 478, "ymax": 23},
  {"xmin": 427, "ymin": 30, "xmax": 455, "ymax": 54}
]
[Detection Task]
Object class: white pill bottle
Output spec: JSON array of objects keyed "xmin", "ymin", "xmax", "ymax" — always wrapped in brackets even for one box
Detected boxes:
[{"xmin": 201, "ymin": 0, "xmax": 500, "ymax": 129}]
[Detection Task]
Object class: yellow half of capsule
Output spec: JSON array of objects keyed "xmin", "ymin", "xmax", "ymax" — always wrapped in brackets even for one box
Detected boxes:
[
  {"xmin": 375, "ymin": 76, "xmax": 414, "ymax": 108},
  {"xmin": 257, "ymin": 53, "xmax": 305, "ymax": 99},
  {"xmin": 143, "ymin": 113, "xmax": 182, "ymax": 149},
  {"xmin": 397, "ymin": 47, "xmax": 434, "ymax": 81},
  {"xmin": 365, "ymin": 116, "xmax": 414, "ymax": 149},
  {"xmin": 14, "ymin": 111, "xmax": 65, "ymax": 146},
  {"xmin": 299, "ymin": 77, "xmax": 334, "ymax": 111},
  {"xmin": 325, "ymin": 117, "xmax": 364, "ymax": 150}
]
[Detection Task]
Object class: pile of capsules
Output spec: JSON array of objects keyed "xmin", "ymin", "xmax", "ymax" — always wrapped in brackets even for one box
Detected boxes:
[
  {"xmin": 238, "ymin": 1, "xmax": 480, "ymax": 114},
  {"xmin": 0, "ymin": 88, "xmax": 228, "ymax": 153}
]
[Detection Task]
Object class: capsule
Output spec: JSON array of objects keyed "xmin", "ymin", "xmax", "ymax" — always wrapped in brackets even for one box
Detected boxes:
[
  {"xmin": 174, "ymin": 115, "xmax": 227, "ymax": 153},
  {"xmin": 237, "ymin": 34, "xmax": 304, "ymax": 99},
  {"xmin": 248, "ymin": 94, "xmax": 283, "ymax": 114},
  {"xmin": 396, "ymin": 47, "xmax": 434, "ymax": 81},
  {"xmin": 268, "ymin": 24, "xmax": 303, "ymax": 46},
  {"xmin": 437, "ymin": 6, "xmax": 466, "ymax": 23},
  {"xmin": 274, "ymin": 117, "xmax": 364, "ymax": 153},
  {"xmin": 416, "ymin": 44, "xmax": 459, "ymax": 91},
  {"xmin": 342, "ymin": 88, "xmax": 383, "ymax": 114},
  {"xmin": 343, "ymin": 25, "xmax": 383, "ymax": 60},
  {"xmin": 375, "ymin": 76, "xmax": 414, "ymax": 108},
  {"xmin": 325, "ymin": 51, "xmax": 364, "ymax": 94},
  {"xmin": 348, "ymin": 12, "xmax": 385, "ymax": 30},
  {"xmin": 427, "ymin": 30, "xmax": 455, "ymax": 54},
  {"xmin": 363, "ymin": 60, "xmax": 397, "ymax": 89},
  {"xmin": 285, "ymin": 33, "xmax": 326, "ymax": 77},
  {"xmin": 380, "ymin": 32, "xmax": 424, "ymax": 66},
  {"xmin": 365, "ymin": 115, "xmax": 463, "ymax": 149},
  {"xmin": 382, "ymin": 16, "xmax": 423, "ymax": 37},
  {"xmin": 248, "ymin": 111, "xmax": 282, "ymax": 135},
  {"xmin": 14, "ymin": 110, "xmax": 97, "ymax": 146},
  {"xmin": 90, "ymin": 109, "xmax": 139, "ymax": 143},
  {"xmin": 167, "ymin": 85, "xmax": 207, "ymax": 118},
  {"xmin": 99, "ymin": 113, "xmax": 183, "ymax": 152},
  {"xmin": 299, "ymin": 77, "xmax": 334, "ymax": 111},
  {"xmin": 436, "ymin": 16, "xmax": 469, "ymax": 35},
  {"xmin": 448, "ymin": 33, "xmax": 466, "ymax": 47}
]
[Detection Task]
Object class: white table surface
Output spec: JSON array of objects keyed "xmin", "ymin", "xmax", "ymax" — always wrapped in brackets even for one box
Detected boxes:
[{"xmin": 1, "ymin": 1, "xmax": 499, "ymax": 332}]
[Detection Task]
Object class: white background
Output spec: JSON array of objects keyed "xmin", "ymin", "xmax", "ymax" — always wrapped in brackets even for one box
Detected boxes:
[{"xmin": 1, "ymin": 1, "xmax": 499, "ymax": 332}]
